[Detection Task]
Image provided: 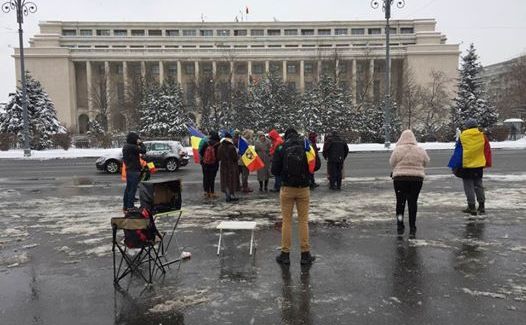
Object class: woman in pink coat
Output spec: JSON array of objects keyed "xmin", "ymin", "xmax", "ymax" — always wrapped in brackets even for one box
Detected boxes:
[{"xmin": 389, "ymin": 130, "xmax": 430, "ymax": 238}]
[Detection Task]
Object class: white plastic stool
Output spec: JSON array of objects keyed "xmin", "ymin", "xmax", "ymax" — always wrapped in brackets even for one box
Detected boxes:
[{"xmin": 216, "ymin": 221, "xmax": 257, "ymax": 255}]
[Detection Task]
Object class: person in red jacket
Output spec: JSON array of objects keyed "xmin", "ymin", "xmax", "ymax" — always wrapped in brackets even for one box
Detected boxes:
[{"xmin": 268, "ymin": 129, "xmax": 284, "ymax": 192}]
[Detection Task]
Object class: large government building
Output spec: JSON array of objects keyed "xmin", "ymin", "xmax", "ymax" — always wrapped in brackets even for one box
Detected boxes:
[{"xmin": 13, "ymin": 19, "xmax": 459, "ymax": 133}]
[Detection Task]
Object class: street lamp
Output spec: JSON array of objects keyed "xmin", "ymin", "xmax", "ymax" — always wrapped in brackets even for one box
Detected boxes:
[
  {"xmin": 2, "ymin": 0, "xmax": 37, "ymax": 157},
  {"xmin": 371, "ymin": 0, "xmax": 405, "ymax": 148}
]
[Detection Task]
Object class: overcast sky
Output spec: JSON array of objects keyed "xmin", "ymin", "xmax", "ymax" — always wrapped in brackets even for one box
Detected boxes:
[{"xmin": 1, "ymin": 0, "xmax": 525, "ymax": 102}]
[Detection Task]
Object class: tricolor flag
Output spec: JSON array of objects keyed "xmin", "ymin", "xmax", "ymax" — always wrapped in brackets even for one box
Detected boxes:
[
  {"xmin": 238, "ymin": 137, "xmax": 265, "ymax": 172},
  {"xmin": 448, "ymin": 128, "xmax": 492, "ymax": 169},
  {"xmin": 305, "ymin": 139, "xmax": 316, "ymax": 174},
  {"xmin": 187, "ymin": 125, "xmax": 206, "ymax": 164}
]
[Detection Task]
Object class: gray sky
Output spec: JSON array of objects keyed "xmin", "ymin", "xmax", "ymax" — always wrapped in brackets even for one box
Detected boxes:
[{"xmin": 1, "ymin": 0, "xmax": 525, "ymax": 102}]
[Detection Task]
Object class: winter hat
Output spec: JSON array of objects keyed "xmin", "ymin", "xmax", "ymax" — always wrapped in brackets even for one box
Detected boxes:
[
  {"xmin": 464, "ymin": 118, "xmax": 478, "ymax": 129},
  {"xmin": 126, "ymin": 132, "xmax": 140, "ymax": 145},
  {"xmin": 223, "ymin": 132, "xmax": 232, "ymax": 139},
  {"xmin": 257, "ymin": 131, "xmax": 265, "ymax": 137},
  {"xmin": 209, "ymin": 131, "xmax": 220, "ymax": 142},
  {"xmin": 284, "ymin": 128, "xmax": 298, "ymax": 139}
]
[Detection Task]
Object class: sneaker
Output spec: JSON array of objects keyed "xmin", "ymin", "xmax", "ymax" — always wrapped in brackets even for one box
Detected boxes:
[
  {"xmin": 300, "ymin": 252, "xmax": 316, "ymax": 265},
  {"xmin": 276, "ymin": 252, "xmax": 290, "ymax": 265}
]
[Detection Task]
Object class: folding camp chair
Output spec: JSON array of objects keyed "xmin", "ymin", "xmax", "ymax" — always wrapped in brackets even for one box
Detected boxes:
[
  {"xmin": 153, "ymin": 209, "xmax": 184, "ymax": 267},
  {"xmin": 111, "ymin": 217, "xmax": 166, "ymax": 285}
]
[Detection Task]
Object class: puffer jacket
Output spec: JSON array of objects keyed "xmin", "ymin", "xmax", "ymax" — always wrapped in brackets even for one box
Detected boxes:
[{"xmin": 389, "ymin": 130, "xmax": 430, "ymax": 179}]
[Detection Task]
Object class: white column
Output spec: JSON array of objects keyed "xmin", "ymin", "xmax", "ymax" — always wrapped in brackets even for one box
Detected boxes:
[
  {"xmin": 122, "ymin": 61, "xmax": 129, "ymax": 102},
  {"xmin": 369, "ymin": 59, "xmax": 375, "ymax": 99},
  {"xmin": 212, "ymin": 61, "xmax": 217, "ymax": 79},
  {"xmin": 317, "ymin": 60, "xmax": 322, "ymax": 81},
  {"xmin": 141, "ymin": 61, "xmax": 146, "ymax": 79},
  {"xmin": 282, "ymin": 60, "xmax": 287, "ymax": 82},
  {"xmin": 176, "ymin": 61, "xmax": 182, "ymax": 84},
  {"xmin": 159, "ymin": 61, "xmax": 164, "ymax": 85},
  {"xmin": 335, "ymin": 59, "xmax": 340, "ymax": 82},
  {"xmin": 247, "ymin": 61, "xmax": 252, "ymax": 83},
  {"xmin": 300, "ymin": 60, "xmax": 305, "ymax": 93},
  {"xmin": 194, "ymin": 61, "xmax": 199, "ymax": 82},
  {"xmin": 104, "ymin": 61, "xmax": 113, "ymax": 131},
  {"xmin": 86, "ymin": 61, "xmax": 94, "ymax": 120},
  {"xmin": 265, "ymin": 60, "xmax": 270, "ymax": 74},
  {"xmin": 352, "ymin": 59, "xmax": 357, "ymax": 100},
  {"xmin": 230, "ymin": 61, "xmax": 235, "ymax": 86}
]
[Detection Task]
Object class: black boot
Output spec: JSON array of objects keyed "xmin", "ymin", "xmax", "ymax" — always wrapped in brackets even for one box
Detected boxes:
[
  {"xmin": 462, "ymin": 203, "xmax": 477, "ymax": 216},
  {"xmin": 264, "ymin": 180, "xmax": 269, "ymax": 192},
  {"xmin": 259, "ymin": 181, "xmax": 263, "ymax": 192},
  {"xmin": 478, "ymin": 202, "xmax": 485, "ymax": 215},
  {"xmin": 409, "ymin": 227, "xmax": 417, "ymax": 239},
  {"xmin": 276, "ymin": 252, "xmax": 290, "ymax": 265},
  {"xmin": 300, "ymin": 252, "xmax": 316, "ymax": 265},
  {"xmin": 396, "ymin": 215, "xmax": 405, "ymax": 235}
]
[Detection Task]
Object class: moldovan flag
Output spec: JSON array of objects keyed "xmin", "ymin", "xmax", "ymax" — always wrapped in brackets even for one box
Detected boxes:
[
  {"xmin": 187, "ymin": 125, "xmax": 206, "ymax": 163},
  {"xmin": 305, "ymin": 139, "xmax": 316, "ymax": 174},
  {"xmin": 238, "ymin": 137, "xmax": 264, "ymax": 172}
]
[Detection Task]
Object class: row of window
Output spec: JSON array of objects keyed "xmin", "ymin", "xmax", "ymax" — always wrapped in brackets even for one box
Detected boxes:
[
  {"xmin": 67, "ymin": 42, "xmax": 414, "ymax": 49},
  {"xmin": 62, "ymin": 27, "xmax": 415, "ymax": 37}
]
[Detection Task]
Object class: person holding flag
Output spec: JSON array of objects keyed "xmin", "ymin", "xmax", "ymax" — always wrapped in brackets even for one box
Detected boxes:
[
  {"xmin": 199, "ymin": 131, "xmax": 221, "ymax": 199},
  {"xmin": 218, "ymin": 133, "xmax": 240, "ymax": 202},
  {"xmin": 187, "ymin": 125, "xmax": 206, "ymax": 164},
  {"xmin": 448, "ymin": 118, "xmax": 492, "ymax": 215},
  {"xmin": 122, "ymin": 132, "xmax": 146, "ymax": 213},
  {"xmin": 272, "ymin": 128, "xmax": 316, "ymax": 266}
]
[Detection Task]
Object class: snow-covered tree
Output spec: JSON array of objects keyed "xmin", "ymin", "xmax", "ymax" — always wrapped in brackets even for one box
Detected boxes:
[
  {"xmin": 139, "ymin": 80, "xmax": 187, "ymax": 137},
  {"xmin": 358, "ymin": 99, "xmax": 401, "ymax": 143},
  {"xmin": 300, "ymin": 76, "xmax": 357, "ymax": 135},
  {"xmin": 0, "ymin": 72, "xmax": 66, "ymax": 150},
  {"xmin": 451, "ymin": 44, "xmax": 498, "ymax": 129}
]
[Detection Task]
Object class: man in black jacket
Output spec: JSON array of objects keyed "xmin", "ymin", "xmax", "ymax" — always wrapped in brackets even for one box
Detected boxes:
[
  {"xmin": 122, "ymin": 132, "xmax": 146, "ymax": 212},
  {"xmin": 323, "ymin": 131, "xmax": 348, "ymax": 190},
  {"xmin": 272, "ymin": 128, "xmax": 315, "ymax": 266}
]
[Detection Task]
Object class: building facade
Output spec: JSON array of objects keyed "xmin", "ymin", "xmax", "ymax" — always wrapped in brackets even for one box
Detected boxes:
[
  {"xmin": 13, "ymin": 19, "xmax": 459, "ymax": 133},
  {"xmin": 481, "ymin": 55, "xmax": 526, "ymax": 119}
]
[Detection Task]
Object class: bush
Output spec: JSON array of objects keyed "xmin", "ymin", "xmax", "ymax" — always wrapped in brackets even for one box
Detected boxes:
[
  {"xmin": 0, "ymin": 133, "xmax": 14, "ymax": 151},
  {"xmin": 52, "ymin": 131, "xmax": 72, "ymax": 150}
]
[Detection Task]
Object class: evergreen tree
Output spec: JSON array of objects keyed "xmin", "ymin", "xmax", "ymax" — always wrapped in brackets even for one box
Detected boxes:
[
  {"xmin": 358, "ymin": 99, "xmax": 402, "ymax": 144},
  {"xmin": 139, "ymin": 80, "xmax": 187, "ymax": 138},
  {"xmin": 0, "ymin": 72, "xmax": 66, "ymax": 150},
  {"xmin": 451, "ymin": 44, "xmax": 498, "ymax": 129}
]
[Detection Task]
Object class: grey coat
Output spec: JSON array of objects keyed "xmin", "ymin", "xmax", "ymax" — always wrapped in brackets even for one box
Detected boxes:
[{"xmin": 255, "ymin": 138, "xmax": 272, "ymax": 182}]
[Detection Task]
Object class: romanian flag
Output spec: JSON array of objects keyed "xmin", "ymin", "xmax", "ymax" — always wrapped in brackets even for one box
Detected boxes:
[
  {"xmin": 448, "ymin": 128, "xmax": 492, "ymax": 169},
  {"xmin": 238, "ymin": 137, "xmax": 265, "ymax": 172},
  {"xmin": 305, "ymin": 139, "xmax": 316, "ymax": 174},
  {"xmin": 187, "ymin": 125, "xmax": 206, "ymax": 164}
]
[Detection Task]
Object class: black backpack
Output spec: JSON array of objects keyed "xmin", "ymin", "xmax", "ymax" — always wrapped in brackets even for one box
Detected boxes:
[{"xmin": 282, "ymin": 138, "xmax": 309, "ymax": 186}]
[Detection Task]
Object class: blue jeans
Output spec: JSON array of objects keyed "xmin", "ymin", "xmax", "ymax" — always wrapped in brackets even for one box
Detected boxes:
[
  {"xmin": 123, "ymin": 171, "xmax": 141, "ymax": 209},
  {"xmin": 274, "ymin": 175, "xmax": 282, "ymax": 191}
]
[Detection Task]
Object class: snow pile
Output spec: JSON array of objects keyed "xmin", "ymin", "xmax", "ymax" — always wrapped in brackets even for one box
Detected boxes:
[{"xmin": 462, "ymin": 288, "xmax": 506, "ymax": 299}]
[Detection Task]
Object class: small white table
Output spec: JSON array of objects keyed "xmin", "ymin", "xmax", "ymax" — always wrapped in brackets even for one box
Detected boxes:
[{"xmin": 216, "ymin": 221, "xmax": 257, "ymax": 256}]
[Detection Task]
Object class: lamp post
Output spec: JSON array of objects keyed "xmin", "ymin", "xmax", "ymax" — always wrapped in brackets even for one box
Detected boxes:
[
  {"xmin": 371, "ymin": 0, "xmax": 405, "ymax": 148},
  {"xmin": 2, "ymin": 0, "xmax": 37, "ymax": 157}
]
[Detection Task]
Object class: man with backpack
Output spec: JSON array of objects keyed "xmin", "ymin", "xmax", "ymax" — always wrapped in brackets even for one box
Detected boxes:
[
  {"xmin": 323, "ymin": 131, "xmax": 349, "ymax": 190},
  {"xmin": 199, "ymin": 131, "xmax": 221, "ymax": 199},
  {"xmin": 272, "ymin": 128, "xmax": 316, "ymax": 266}
]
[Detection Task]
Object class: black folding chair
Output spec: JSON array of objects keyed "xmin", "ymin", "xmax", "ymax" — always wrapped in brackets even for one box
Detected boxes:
[{"xmin": 111, "ymin": 217, "xmax": 166, "ymax": 285}]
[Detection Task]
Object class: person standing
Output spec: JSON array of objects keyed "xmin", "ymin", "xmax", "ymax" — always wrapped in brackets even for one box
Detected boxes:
[
  {"xmin": 448, "ymin": 118, "xmax": 492, "ymax": 215},
  {"xmin": 268, "ymin": 129, "xmax": 284, "ymax": 192},
  {"xmin": 255, "ymin": 131, "xmax": 272, "ymax": 192},
  {"xmin": 308, "ymin": 132, "xmax": 321, "ymax": 189},
  {"xmin": 239, "ymin": 129, "xmax": 254, "ymax": 193},
  {"xmin": 322, "ymin": 131, "xmax": 348, "ymax": 190},
  {"xmin": 272, "ymin": 128, "xmax": 316, "ymax": 265},
  {"xmin": 199, "ymin": 131, "xmax": 221, "ymax": 199},
  {"xmin": 217, "ymin": 133, "xmax": 240, "ymax": 202},
  {"xmin": 389, "ymin": 129, "xmax": 430, "ymax": 237},
  {"xmin": 122, "ymin": 132, "xmax": 146, "ymax": 213}
]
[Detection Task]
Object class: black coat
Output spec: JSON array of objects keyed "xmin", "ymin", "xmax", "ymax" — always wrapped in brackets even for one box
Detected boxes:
[
  {"xmin": 323, "ymin": 136, "xmax": 348, "ymax": 163},
  {"xmin": 122, "ymin": 142, "xmax": 146, "ymax": 172}
]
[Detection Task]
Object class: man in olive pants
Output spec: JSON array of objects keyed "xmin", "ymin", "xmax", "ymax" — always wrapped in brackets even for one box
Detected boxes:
[{"xmin": 271, "ymin": 128, "xmax": 315, "ymax": 266}]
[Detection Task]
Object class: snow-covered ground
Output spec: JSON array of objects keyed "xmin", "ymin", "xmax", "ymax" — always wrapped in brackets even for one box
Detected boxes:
[{"xmin": 0, "ymin": 138, "xmax": 525, "ymax": 160}]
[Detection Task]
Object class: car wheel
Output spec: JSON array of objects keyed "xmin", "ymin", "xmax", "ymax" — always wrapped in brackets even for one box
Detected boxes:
[
  {"xmin": 105, "ymin": 160, "xmax": 120, "ymax": 174},
  {"xmin": 165, "ymin": 158, "xmax": 179, "ymax": 172}
]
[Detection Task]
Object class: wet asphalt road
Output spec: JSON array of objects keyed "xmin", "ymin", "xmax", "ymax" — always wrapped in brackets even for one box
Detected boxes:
[{"xmin": 0, "ymin": 149, "xmax": 525, "ymax": 324}]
